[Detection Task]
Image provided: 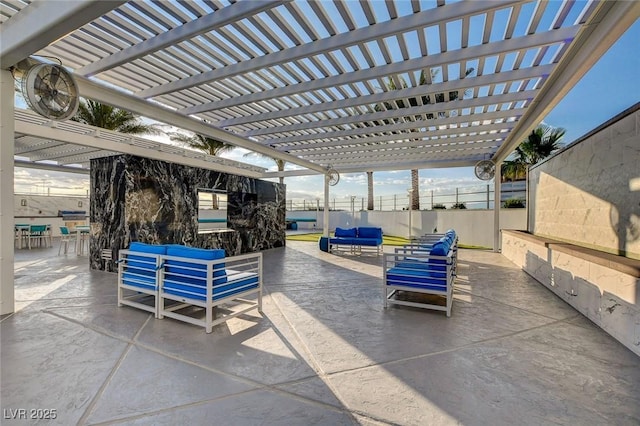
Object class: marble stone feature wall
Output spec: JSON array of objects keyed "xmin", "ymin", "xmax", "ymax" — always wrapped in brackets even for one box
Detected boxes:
[
  {"xmin": 90, "ymin": 155, "xmax": 285, "ymax": 271},
  {"xmin": 529, "ymin": 103, "xmax": 640, "ymax": 260}
]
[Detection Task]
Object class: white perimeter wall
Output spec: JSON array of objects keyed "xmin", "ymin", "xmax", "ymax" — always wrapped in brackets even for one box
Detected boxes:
[
  {"xmin": 15, "ymin": 195, "xmax": 89, "ymax": 237},
  {"xmin": 287, "ymin": 208, "xmax": 526, "ymax": 249}
]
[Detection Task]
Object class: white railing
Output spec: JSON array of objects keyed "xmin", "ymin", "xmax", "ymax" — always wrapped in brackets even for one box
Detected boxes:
[{"xmin": 288, "ymin": 182, "xmax": 526, "ymax": 211}]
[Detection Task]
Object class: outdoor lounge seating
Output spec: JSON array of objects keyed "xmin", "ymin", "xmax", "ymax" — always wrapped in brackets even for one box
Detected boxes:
[
  {"xmin": 396, "ymin": 229, "xmax": 459, "ymax": 275},
  {"xmin": 329, "ymin": 226, "xmax": 383, "ymax": 255},
  {"xmin": 117, "ymin": 243, "xmax": 262, "ymax": 332},
  {"xmin": 383, "ymin": 230, "xmax": 457, "ymax": 316}
]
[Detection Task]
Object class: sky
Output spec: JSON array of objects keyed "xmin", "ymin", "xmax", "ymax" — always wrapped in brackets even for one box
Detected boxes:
[{"xmin": 14, "ymin": 11, "xmax": 640, "ymax": 204}]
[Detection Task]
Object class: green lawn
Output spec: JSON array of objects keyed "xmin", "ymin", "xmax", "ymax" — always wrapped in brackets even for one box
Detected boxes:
[
  {"xmin": 286, "ymin": 232, "xmax": 490, "ymax": 249},
  {"xmin": 286, "ymin": 232, "xmax": 410, "ymax": 246}
]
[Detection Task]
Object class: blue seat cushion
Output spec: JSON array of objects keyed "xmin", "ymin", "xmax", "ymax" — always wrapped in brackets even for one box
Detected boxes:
[
  {"xmin": 165, "ymin": 246, "xmax": 226, "ymax": 283},
  {"xmin": 357, "ymin": 227, "xmax": 382, "ymax": 239},
  {"xmin": 396, "ymin": 260, "xmax": 447, "ymax": 278},
  {"xmin": 164, "ymin": 271, "xmax": 259, "ymax": 301},
  {"xmin": 356, "ymin": 237, "xmax": 382, "ymax": 246},
  {"xmin": 330, "ymin": 237, "xmax": 357, "ymax": 245},
  {"xmin": 335, "ymin": 227, "xmax": 357, "ymax": 238},
  {"xmin": 386, "ymin": 267, "xmax": 448, "ymax": 291}
]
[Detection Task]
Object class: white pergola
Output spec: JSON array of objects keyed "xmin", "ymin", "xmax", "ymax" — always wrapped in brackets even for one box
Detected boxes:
[{"xmin": 1, "ymin": 0, "xmax": 638, "ymax": 314}]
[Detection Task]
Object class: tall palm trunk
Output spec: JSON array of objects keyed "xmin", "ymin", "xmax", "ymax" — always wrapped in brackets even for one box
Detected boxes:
[
  {"xmin": 367, "ymin": 171, "xmax": 374, "ymax": 210},
  {"xmin": 410, "ymin": 169, "xmax": 420, "ymax": 210},
  {"xmin": 276, "ymin": 159, "xmax": 285, "ymax": 185}
]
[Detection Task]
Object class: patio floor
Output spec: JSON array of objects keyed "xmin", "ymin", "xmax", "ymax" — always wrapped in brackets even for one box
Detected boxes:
[{"xmin": 2, "ymin": 240, "xmax": 639, "ymax": 425}]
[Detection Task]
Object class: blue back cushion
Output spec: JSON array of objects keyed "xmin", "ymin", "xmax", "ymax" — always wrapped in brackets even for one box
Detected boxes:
[
  {"xmin": 127, "ymin": 242, "xmax": 166, "ymax": 273},
  {"xmin": 357, "ymin": 227, "xmax": 382, "ymax": 239},
  {"xmin": 130, "ymin": 242, "xmax": 166, "ymax": 254},
  {"xmin": 428, "ymin": 238, "xmax": 452, "ymax": 277},
  {"xmin": 430, "ymin": 241, "xmax": 449, "ymax": 256},
  {"xmin": 165, "ymin": 246, "xmax": 226, "ymax": 282},
  {"xmin": 335, "ymin": 227, "xmax": 357, "ymax": 238}
]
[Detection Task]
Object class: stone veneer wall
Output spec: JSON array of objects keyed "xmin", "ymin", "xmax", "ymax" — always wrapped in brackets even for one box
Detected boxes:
[
  {"xmin": 502, "ymin": 230, "xmax": 640, "ymax": 356},
  {"xmin": 89, "ymin": 155, "xmax": 285, "ymax": 271},
  {"xmin": 528, "ymin": 103, "xmax": 640, "ymax": 260}
]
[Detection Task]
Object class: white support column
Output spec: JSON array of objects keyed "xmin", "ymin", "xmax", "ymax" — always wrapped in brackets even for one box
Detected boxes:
[
  {"xmin": 0, "ymin": 69, "xmax": 15, "ymax": 315},
  {"xmin": 493, "ymin": 162, "xmax": 502, "ymax": 253},
  {"xmin": 323, "ymin": 175, "xmax": 330, "ymax": 237}
]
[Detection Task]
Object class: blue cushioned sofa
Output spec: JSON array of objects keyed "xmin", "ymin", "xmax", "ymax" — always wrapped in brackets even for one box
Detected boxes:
[
  {"xmin": 117, "ymin": 242, "xmax": 262, "ymax": 333},
  {"xmin": 383, "ymin": 229, "xmax": 457, "ymax": 316},
  {"xmin": 329, "ymin": 227, "xmax": 383, "ymax": 255}
]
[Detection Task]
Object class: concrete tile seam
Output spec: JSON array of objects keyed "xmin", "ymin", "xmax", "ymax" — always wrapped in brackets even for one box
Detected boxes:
[
  {"xmin": 43, "ymin": 308, "xmax": 149, "ymax": 345},
  {"xmin": 129, "ymin": 338, "xmax": 279, "ymax": 390},
  {"xmin": 265, "ymin": 282, "xmax": 382, "ymax": 293},
  {"xmin": 324, "ymin": 317, "xmax": 574, "ymax": 379},
  {"xmin": 83, "ymin": 388, "xmax": 272, "ymax": 426},
  {"xmin": 266, "ymin": 286, "xmax": 359, "ymax": 412},
  {"xmin": 0, "ymin": 312, "xmax": 16, "ymax": 323},
  {"xmin": 265, "ymin": 287, "xmax": 329, "ymax": 378},
  {"xmin": 76, "ymin": 316, "xmax": 153, "ymax": 426},
  {"xmin": 85, "ymin": 387, "xmax": 353, "ymax": 426},
  {"xmin": 453, "ymin": 287, "xmax": 578, "ymax": 322}
]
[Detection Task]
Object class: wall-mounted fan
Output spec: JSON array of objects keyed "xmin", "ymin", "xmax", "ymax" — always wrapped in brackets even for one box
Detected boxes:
[
  {"xmin": 474, "ymin": 159, "xmax": 496, "ymax": 180},
  {"xmin": 326, "ymin": 167, "xmax": 340, "ymax": 186},
  {"xmin": 21, "ymin": 63, "xmax": 79, "ymax": 120}
]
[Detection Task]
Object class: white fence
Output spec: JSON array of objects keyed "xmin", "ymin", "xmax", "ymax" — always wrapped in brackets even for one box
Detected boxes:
[{"xmin": 286, "ymin": 209, "xmax": 527, "ymax": 249}]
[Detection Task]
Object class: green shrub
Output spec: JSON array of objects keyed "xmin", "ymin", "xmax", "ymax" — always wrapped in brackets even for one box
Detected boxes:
[
  {"xmin": 503, "ymin": 198, "xmax": 525, "ymax": 208},
  {"xmin": 451, "ymin": 202, "xmax": 467, "ymax": 209}
]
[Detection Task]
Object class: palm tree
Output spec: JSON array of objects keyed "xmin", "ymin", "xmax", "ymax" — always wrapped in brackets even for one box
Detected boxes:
[
  {"xmin": 169, "ymin": 132, "xmax": 235, "ymax": 209},
  {"xmin": 409, "ymin": 170, "xmax": 420, "ymax": 210},
  {"xmin": 501, "ymin": 125, "xmax": 565, "ymax": 181},
  {"xmin": 72, "ymin": 99, "xmax": 160, "ymax": 134},
  {"xmin": 377, "ymin": 68, "xmax": 475, "ymax": 210},
  {"xmin": 366, "ymin": 171, "xmax": 374, "ymax": 210},
  {"xmin": 243, "ymin": 152, "xmax": 286, "ymax": 184},
  {"xmin": 168, "ymin": 132, "xmax": 235, "ymax": 157}
]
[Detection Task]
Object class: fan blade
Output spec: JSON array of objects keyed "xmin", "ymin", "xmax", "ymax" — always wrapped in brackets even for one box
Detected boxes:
[
  {"xmin": 49, "ymin": 66, "xmax": 61, "ymax": 87},
  {"xmin": 53, "ymin": 93, "xmax": 71, "ymax": 110},
  {"xmin": 33, "ymin": 74, "xmax": 52, "ymax": 94}
]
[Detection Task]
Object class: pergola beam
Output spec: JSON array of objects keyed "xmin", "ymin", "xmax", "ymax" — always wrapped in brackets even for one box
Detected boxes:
[
  {"xmin": 215, "ymin": 64, "xmax": 553, "ymax": 128},
  {"xmin": 267, "ymin": 118, "xmax": 517, "ymax": 149},
  {"xmin": 14, "ymin": 160, "xmax": 90, "ymax": 175},
  {"xmin": 180, "ymin": 26, "xmax": 572, "ymax": 116},
  {"xmin": 289, "ymin": 131, "xmax": 510, "ymax": 156},
  {"xmin": 72, "ymin": 74, "xmax": 327, "ymax": 174},
  {"xmin": 260, "ymin": 157, "xmax": 480, "ymax": 179},
  {"xmin": 139, "ymin": 0, "xmax": 523, "ymax": 99},
  {"xmin": 0, "ymin": 0, "xmax": 125, "ymax": 68},
  {"xmin": 493, "ymin": 0, "xmax": 640, "ymax": 163},
  {"xmin": 243, "ymin": 90, "xmax": 533, "ymax": 137},
  {"xmin": 77, "ymin": 1, "xmax": 288, "ymax": 77},
  {"xmin": 14, "ymin": 120, "xmax": 266, "ymax": 178}
]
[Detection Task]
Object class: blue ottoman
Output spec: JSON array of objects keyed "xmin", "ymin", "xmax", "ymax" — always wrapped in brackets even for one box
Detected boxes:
[{"xmin": 319, "ymin": 236, "xmax": 329, "ymax": 252}]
